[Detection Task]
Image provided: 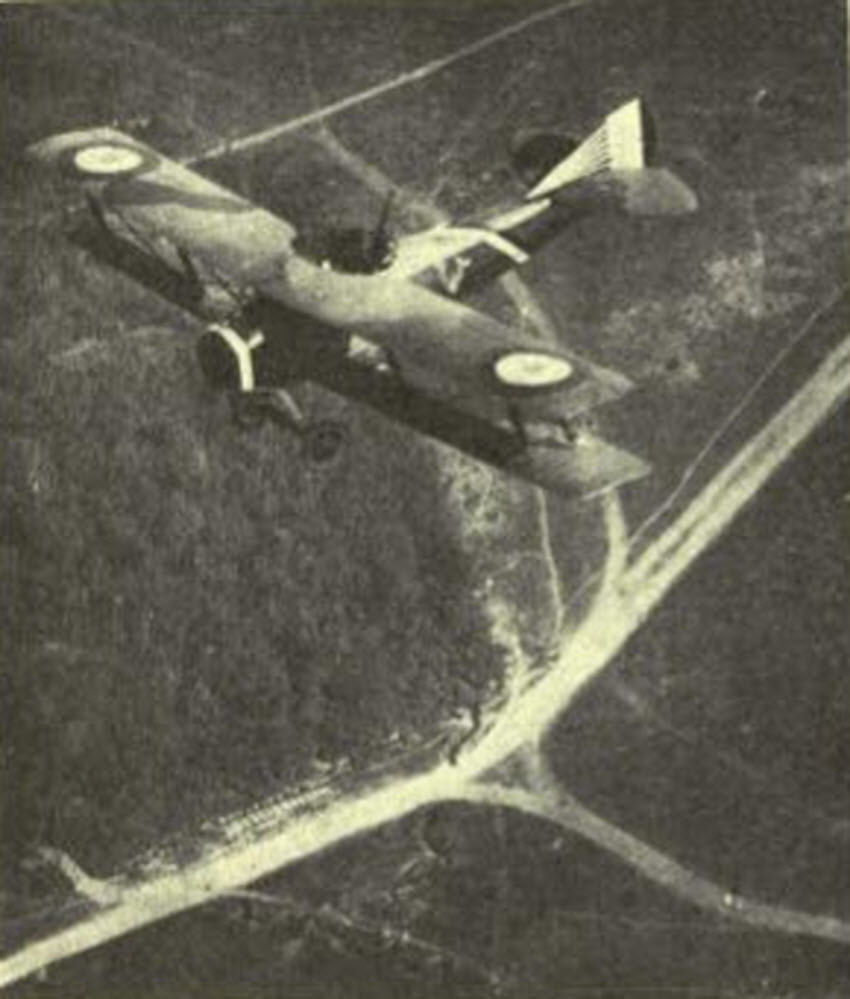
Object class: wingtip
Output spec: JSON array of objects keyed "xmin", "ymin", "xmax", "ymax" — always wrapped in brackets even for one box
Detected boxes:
[
  {"xmin": 505, "ymin": 430, "xmax": 651, "ymax": 500},
  {"xmin": 24, "ymin": 126, "xmax": 141, "ymax": 167}
]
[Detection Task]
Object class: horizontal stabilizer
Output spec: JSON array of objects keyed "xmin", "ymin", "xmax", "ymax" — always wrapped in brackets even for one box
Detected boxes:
[
  {"xmin": 609, "ymin": 166, "xmax": 698, "ymax": 216},
  {"xmin": 524, "ymin": 98, "xmax": 697, "ymax": 215}
]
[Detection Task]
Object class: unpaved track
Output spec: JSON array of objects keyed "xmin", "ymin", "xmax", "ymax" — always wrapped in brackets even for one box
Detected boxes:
[
  {"xmin": 468, "ymin": 782, "xmax": 850, "ymax": 944},
  {"xmin": 184, "ymin": 0, "xmax": 601, "ymax": 162}
]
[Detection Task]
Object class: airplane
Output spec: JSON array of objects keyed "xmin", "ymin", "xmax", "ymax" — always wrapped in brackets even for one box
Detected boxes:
[{"xmin": 28, "ymin": 98, "xmax": 697, "ymax": 500}]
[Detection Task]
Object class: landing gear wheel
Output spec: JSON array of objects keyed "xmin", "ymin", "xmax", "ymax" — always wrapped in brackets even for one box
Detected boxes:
[
  {"xmin": 231, "ymin": 394, "xmax": 266, "ymax": 431},
  {"xmin": 302, "ymin": 420, "xmax": 345, "ymax": 465}
]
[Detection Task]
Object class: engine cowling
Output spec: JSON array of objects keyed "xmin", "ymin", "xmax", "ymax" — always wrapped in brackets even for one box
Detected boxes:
[{"xmin": 196, "ymin": 324, "xmax": 264, "ymax": 392}]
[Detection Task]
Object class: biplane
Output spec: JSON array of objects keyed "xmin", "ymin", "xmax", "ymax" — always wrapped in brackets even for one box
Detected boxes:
[{"xmin": 29, "ymin": 98, "xmax": 696, "ymax": 499}]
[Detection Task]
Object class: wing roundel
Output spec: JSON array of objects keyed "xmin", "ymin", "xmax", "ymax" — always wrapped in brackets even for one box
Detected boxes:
[
  {"xmin": 27, "ymin": 128, "xmax": 163, "ymax": 182},
  {"xmin": 492, "ymin": 350, "xmax": 574, "ymax": 390},
  {"xmin": 69, "ymin": 143, "xmax": 159, "ymax": 179}
]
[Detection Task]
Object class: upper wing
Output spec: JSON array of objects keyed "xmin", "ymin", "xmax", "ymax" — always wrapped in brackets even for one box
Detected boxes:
[
  {"xmin": 26, "ymin": 127, "xmax": 298, "ymax": 285},
  {"xmin": 257, "ymin": 255, "xmax": 633, "ymax": 426},
  {"xmin": 254, "ymin": 259, "xmax": 651, "ymax": 495}
]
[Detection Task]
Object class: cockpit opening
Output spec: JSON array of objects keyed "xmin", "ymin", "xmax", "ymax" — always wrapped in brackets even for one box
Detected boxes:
[
  {"xmin": 319, "ymin": 225, "xmax": 397, "ymax": 274},
  {"xmin": 295, "ymin": 190, "xmax": 398, "ymax": 275}
]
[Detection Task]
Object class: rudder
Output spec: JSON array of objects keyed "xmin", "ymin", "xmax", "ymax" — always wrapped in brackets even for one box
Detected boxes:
[{"xmin": 524, "ymin": 98, "xmax": 697, "ymax": 215}]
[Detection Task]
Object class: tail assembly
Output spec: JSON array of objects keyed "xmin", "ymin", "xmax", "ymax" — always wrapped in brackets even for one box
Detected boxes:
[{"xmin": 524, "ymin": 98, "xmax": 697, "ymax": 216}]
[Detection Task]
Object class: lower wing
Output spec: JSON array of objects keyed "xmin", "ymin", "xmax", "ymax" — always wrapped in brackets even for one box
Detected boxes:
[
  {"xmin": 282, "ymin": 329, "xmax": 649, "ymax": 501},
  {"xmin": 504, "ymin": 428, "xmax": 649, "ymax": 499}
]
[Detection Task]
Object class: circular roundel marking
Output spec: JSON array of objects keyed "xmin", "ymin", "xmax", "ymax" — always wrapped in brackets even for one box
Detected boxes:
[
  {"xmin": 72, "ymin": 144, "xmax": 145, "ymax": 176},
  {"xmin": 64, "ymin": 142, "xmax": 159, "ymax": 181},
  {"xmin": 493, "ymin": 350, "xmax": 573, "ymax": 390}
]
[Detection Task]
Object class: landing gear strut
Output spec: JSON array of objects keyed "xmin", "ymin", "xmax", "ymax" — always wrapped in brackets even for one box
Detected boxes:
[{"xmin": 558, "ymin": 411, "xmax": 600, "ymax": 444}]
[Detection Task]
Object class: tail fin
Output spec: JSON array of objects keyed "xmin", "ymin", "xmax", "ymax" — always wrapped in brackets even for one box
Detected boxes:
[{"xmin": 525, "ymin": 98, "xmax": 697, "ymax": 215}]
